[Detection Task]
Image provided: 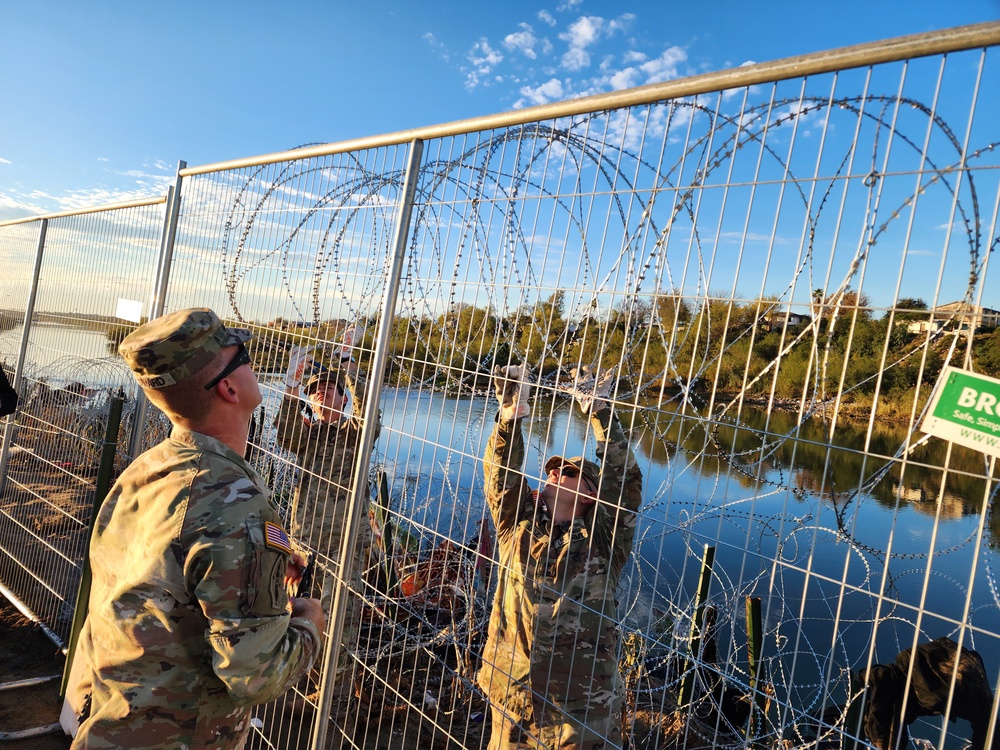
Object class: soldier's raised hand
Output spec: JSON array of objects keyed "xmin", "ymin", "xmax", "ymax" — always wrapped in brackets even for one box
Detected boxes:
[
  {"xmin": 575, "ymin": 366, "xmax": 615, "ymax": 414},
  {"xmin": 338, "ymin": 322, "xmax": 363, "ymax": 363},
  {"xmin": 285, "ymin": 345, "xmax": 313, "ymax": 390},
  {"xmin": 494, "ymin": 365, "xmax": 530, "ymax": 421}
]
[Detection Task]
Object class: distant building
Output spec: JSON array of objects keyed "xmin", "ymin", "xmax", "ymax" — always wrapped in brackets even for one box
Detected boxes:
[
  {"xmin": 905, "ymin": 302, "xmax": 1000, "ymax": 335},
  {"xmin": 906, "ymin": 319, "xmax": 945, "ymax": 335},
  {"xmin": 765, "ymin": 311, "xmax": 808, "ymax": 332},
  {"xmin": 932, "ymin": 301, "xmax": 1000, "ymax": 331}
]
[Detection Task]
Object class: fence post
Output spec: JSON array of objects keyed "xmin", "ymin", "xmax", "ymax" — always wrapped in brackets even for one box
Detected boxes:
[
  {"xmin": 842, "ymin": 669, "xmax": 864, "ymax": 750},
  {"xmin": 679, "ymin": 544, "xmax": 715, "ymax": 707},
  {"xmin": 59, "ymin": 395, "xmax": 124, "ymax": 699},
  {"xmin": 311, "ymin": 138, "xmax": 425, "ymax": 750},
  {"xmin": 127, "ymin": 167, "xmax": 184, "ymax": 461},
  {"xmin": 746, "ymin": 595, "xmax": 764, "ymax": 742},
  {"xmin": 0, "ymin": 219, "xmax": 47, "ymax": 494}
]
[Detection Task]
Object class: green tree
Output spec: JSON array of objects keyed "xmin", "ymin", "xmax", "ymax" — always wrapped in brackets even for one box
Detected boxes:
[
  {"xmin": 892, "ymin": 297, "xmax": 929, "ymax": 321},
  {"xmin": 517, "ymin": 291, "xmax": 568, "ymax": 375},
  {"xmin": 974, "ymin": 330, "xmax": 1000, "ymax": 378},
  {"xmin": 653, "ymin": 291, "xmax": 692, "ymax": 330}
]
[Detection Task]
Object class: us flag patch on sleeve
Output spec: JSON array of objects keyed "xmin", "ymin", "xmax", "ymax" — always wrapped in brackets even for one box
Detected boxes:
[{"xmin": 264, "ymin": 521, "xmax": 293, "ymax": 554}]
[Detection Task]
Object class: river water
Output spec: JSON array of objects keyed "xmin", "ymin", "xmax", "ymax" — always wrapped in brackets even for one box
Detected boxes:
[{"xmin": 0, "ymin": 322, "xmax": 123, "ymax": 383}]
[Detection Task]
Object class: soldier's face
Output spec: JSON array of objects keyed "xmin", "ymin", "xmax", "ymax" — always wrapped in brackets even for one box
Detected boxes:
[
  {"xmin": 309, "ymin": 382, "xmax": 346, "ymax": 423},
  {"xmin": 224, "ymin": 345, "xmax": 262, "ymax": 411},
  {"xmin": 539, "ymin": 464, "xmax": 597, "ymax": 520},
  {"xmin": 209, "ymin": 344, "xmax": 262, "ymax": 410}
]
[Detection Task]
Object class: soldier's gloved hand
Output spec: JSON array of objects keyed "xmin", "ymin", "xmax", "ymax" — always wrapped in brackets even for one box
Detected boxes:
[
  {"xmin": 494, "ymin": 365, "xmax": 530, "ymax": 421},
  {"xmin": 575, "ymin": 367, "xmax": 615, "ymax": 414},
  {"xmin": 285, "ymin": 345, "xmax": 313, "ymax": 390},
  {"xmin": 338, "ymin": 322, "xmax": 364, "ymax": 363},
  {"xmin": 291, "ymin": 596, "xmax": 326, "ymax": 639}
]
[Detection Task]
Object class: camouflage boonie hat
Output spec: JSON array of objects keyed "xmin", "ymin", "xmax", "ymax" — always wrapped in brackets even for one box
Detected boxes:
[
  {"xmin": 544, "ymin": 455, "xmax": 602, "ymax": 495},
  {"xmin": 119, "ymin": 308, "xmax": 252, "ymax": 389}
]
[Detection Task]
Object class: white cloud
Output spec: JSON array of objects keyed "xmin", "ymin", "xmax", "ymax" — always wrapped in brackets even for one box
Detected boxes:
[
  {"xmin": 423, "ymin": 32, "xmax": 452, "ymax": 63},
  {"xmin": 0, "ymin": 180, "xmax": 170, "ymax": 222},
  {"xmin": 557, "ymin": 0, "xmax": 583, "ymax": 9},
  {"xmin": 504, "ymin": 24, "xmax": 540, "ymax": 59},
  {"xmin": 469, "ymin": 38, "xmax": 503, "ymax": 68},
  {"xmin": 558, "ymin": 14, "xmax": 635, "ymax": 72},
  {"xmin": 0, "ymin": 157, "xmax": 12, "ymax": 165},
  {"xmin": 0, "ymin": 193, "xmax": 46, "ymax": 221},
  {"xmin": 514, "ymin": 78, "xmax": 565, "ymax": 108},
  {"xmin": 607, "ymin": 14, "xmax": 635, "ymax": 33},
  {"xmin": 438, "ymin": 9, "xmax": 686, "ymax": 115},
  {"xmin": 561, "ymin": 16, "xmax": 603, "ymax": 49},
  {"xmin": 639, "ymin": 45, "xmax": 687, "ymax": 84},
  {"xmin": 609, "ymin": 68, "xmax": 639, "ymax": 90},
  {"xmin": 561, "ymin": 47, "xmax": 590, "ymax": 71},
  {"xmin": 465, "ymin": 38, "xmax": 504, "ymax": 88}
]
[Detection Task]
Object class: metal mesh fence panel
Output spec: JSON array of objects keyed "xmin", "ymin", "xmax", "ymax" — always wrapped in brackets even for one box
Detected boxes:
[
  {"xmin": 0, "ymin": 203, "xmax": 165, "ymax": 644},
  {"xmin": 164, "ymin": 147, "xmax": 418, "ymax": 749}
]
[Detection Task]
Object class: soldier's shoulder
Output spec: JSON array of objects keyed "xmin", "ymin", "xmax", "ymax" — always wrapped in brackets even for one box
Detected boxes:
[{"xmin": 187, "ymin": 454, "xmax": 270, "ymax": 519}]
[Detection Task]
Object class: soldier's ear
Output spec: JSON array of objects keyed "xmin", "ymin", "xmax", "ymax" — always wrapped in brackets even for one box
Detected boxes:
[{"xmin": 214, "ymin": 380, "xmax": 240, "ymax": 404}]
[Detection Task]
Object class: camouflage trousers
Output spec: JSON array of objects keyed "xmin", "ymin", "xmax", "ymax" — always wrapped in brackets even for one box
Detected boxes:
[{"xmin": 487, "ymin": 692, "xmax": 624, "ymax": 750}]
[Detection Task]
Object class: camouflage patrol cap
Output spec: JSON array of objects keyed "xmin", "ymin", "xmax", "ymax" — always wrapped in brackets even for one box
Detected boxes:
[
  {"xmin": 119, "ymin": 308, "xmax": 252, "ymax": 389},
  {"xmin": 544, "ymin": 455, "xmax": 602, "ymax": 496},
  {"xmin": 303, "ymin": 371, "xmax": 345, "ymax": 397}
]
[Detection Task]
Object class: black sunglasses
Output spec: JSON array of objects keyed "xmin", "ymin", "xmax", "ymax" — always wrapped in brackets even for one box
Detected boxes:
[
  {"xmin": 204, "ymin": 344, "xmax": 252, "ymax": 391},
  {"xmin": 557, "ymin": 464, "xmax": 598, "ymax": 494}
]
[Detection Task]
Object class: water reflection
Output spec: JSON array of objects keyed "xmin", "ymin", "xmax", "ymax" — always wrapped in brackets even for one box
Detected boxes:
[{"xmin": 637, "ymin": 399, "xmax": 998, "ymax": 528}]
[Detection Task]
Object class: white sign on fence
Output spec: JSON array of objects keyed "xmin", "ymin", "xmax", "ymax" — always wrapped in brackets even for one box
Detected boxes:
[{"xmin": 115, "ymin": 298, "xmax": 142, "ymax": 323}]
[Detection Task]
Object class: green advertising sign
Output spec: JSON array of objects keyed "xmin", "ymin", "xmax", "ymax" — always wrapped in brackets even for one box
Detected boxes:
[{"xmin": 921, "ymin": 365, "xmax": 1000, "ymax": 457}]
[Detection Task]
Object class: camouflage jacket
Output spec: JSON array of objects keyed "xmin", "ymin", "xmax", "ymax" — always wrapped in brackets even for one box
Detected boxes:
[
  {"xmin": 73, "ymin": 429, "xmax": 321, "ymax": 750},
  {"xmin": 477, "ymin": 407, "xmax": 642, "ymax": 716},
  {"xmin": 272, "ymin": 360, "xmax": 380, "ymax": 558}
]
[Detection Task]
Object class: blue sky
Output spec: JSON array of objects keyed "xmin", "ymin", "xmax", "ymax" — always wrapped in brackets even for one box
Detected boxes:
[{"xmin": 1, "ymin": 1, "xmax": 997, "ymax": 222}]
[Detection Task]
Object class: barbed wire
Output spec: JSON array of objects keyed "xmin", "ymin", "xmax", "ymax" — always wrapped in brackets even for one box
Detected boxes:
[{"xmin": 208, "ymin": 91, "xmax": 1000, "ymax": 745}]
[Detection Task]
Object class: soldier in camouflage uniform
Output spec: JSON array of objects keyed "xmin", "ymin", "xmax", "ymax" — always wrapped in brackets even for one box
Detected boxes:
[
  {"xmin": 70, "ymin": 308, "xmax": 325, "ymax": 750},
  {"xmin": 273, "ymin": 338, "xmax": 380, "ymax": 704},
  {"xmin": 478, "ymin": 365, "xmax": 643, "ymax": 750}
]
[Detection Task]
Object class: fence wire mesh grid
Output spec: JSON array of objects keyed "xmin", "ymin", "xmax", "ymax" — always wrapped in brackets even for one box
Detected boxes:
[{"xmin": 1, "ymin": 31, "xmax": 1000, "ymax": 750}]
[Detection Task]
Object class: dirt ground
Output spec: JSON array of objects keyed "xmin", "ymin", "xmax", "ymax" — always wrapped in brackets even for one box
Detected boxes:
[
  {"xmin": 0, "ymin": 598, "xmax": 72, "ymax": 749},
  {"xmin": 0, "ymin": 592, "xmax": 489, "ymax": 750}
]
